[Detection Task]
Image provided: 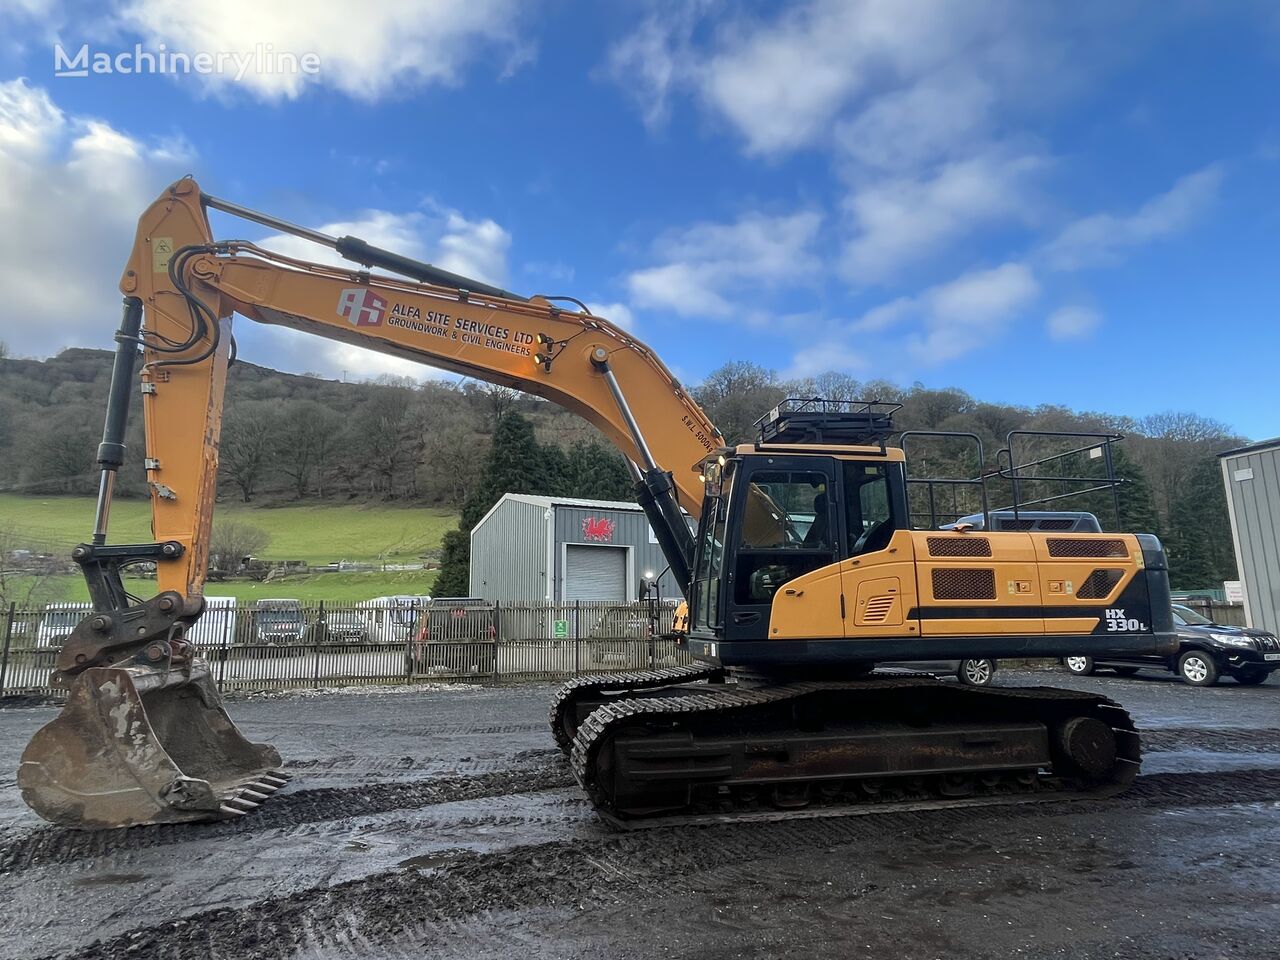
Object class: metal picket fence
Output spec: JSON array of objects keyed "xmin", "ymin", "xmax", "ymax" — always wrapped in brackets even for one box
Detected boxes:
[{"xmin": 0, "ymin": 599, "xmax": 691, "ymax": 697}]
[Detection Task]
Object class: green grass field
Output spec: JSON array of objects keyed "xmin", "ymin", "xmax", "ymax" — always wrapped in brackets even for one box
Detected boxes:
[
  {"xmin": 0, "ymin": 494, "xmax": 458, "ymax": 565},
  {"xmin": 23, "ymin": 569, "xmax": 440, "ymax": 604},
  {"xmin": 1, "ymin": 494, "xmax": 454, "ymax": 607}
]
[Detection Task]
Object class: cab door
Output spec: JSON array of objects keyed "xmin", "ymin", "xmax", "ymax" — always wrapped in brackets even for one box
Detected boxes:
[{"xmin": 838, "ymin": 461, "xmax": 922, "ymax": 640}]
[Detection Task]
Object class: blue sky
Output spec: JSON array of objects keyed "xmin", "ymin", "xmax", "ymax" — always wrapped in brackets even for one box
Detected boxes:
[{"xmin": 0, "ymin": 1, "xmax": 1276, "ymax": 438}]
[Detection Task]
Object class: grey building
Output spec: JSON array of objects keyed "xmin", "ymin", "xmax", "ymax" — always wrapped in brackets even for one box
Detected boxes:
[
  {"xmin": 1219, "ymin": 438, "xmax": 1280, "ymax": 633},
  {"xmin": 469, "ymin": 494, "xmax": 685, "ymax": 604}
]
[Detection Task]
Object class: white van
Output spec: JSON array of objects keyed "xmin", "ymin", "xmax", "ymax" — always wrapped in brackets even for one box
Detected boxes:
[
  {"xmin": 359, "ymin": 595, "xmax": 431, "ymax": 643},
  {"xmin": 185, "ymin": 597, "xmax": 238, "ymax": 649},
  {"xmin": 36, "ymin": 602, "xmax": 92, "ymax": 648}
]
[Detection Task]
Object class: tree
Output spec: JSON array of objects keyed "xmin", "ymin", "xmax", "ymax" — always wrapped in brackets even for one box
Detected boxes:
[
  {"xmin": 354, "ymin": 385, "xmax": 416, "ymax": 498},
  {"xmin": 273, "ymin": 400, "xmax": 340, "ymax": 498},
  {"xmin": 566, "ymin": 439, "xmax": 633, "ymax": 500},
  {"xmin": 436, "ymin": 411, "xmax": 561, "ymax": 592},
  {"xmin": 206, "ymin": 519, "xmax": 271, "ymax": 574},
  {"xmin": 431, "ymin": 529, "xmax": 471, "ymax": 597},
  {"xmin": 1166, "ymin": 456, "xmax": 1237, "ymax": 589},
  {"xmin": 693, "ymin": 361, "xmax": 787, "ymax": 444},
  {"xmin": 220, "ymin": 402, "xmax": 276, "ymax": 502},
  {"xmin": 17, "ymin": 409, "xmax": 98, "ymax": 493}
]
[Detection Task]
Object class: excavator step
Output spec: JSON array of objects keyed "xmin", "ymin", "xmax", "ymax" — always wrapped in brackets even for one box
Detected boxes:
[{"xmin": 570, "ymin": 675, "xmax": 1139, "ymax": 828}]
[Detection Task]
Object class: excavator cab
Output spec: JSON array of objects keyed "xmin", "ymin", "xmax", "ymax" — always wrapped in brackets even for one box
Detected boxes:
[{"xmin": 681, "ymin": 399, "xmax": 1176, "ymax": 674}]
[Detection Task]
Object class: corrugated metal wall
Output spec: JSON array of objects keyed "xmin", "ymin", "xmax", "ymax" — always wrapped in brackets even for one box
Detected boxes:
[
  {"xmin": 552, "ymin": 505, "xmax": 684, "ymax": 603},
  {"xmin": 1221, "ymin": 443, "xmax": 1280, "ymax": 633},
  {"xmin": 470, "ymin": 498, "xmax": 549, "ymax": 602}
]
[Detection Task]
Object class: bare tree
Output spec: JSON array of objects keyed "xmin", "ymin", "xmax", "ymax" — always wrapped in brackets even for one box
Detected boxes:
[
  {"xmin": 219, "ymin": 402, "xmax": 276, "ymax": 502},
  {"xmin": 274, "ymin": 400, "xmax": 343, "ymax": 498},
  {"xmin": 207, "ymin": 519, "xmax": 271, "ymax": 574},
  {"xmin": 480, "ymin": 384, "xmax": 519, "ymax": 434},
  {"xmin": 0, "ymin": 525, "xmax": 70, "ymax": 610}
]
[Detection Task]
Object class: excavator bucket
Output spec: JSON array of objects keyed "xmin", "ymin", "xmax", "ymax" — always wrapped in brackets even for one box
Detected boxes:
[{"xmin": 18, "ymin": 659, "xmax": 287, "ymax": 830}]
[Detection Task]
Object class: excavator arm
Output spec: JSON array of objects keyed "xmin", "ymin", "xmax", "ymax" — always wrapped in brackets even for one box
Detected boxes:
[
  {"xmin": 121, "ymin": 177, "xmax": 720, "ymax": 602},
  {"xmin": 18, "ymin": 178, "xmax": 720, "ymax": 830}
]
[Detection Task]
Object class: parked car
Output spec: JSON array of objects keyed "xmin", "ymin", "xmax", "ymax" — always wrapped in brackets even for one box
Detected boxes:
[
  {"xmin": 405, "ymin": 598, "xmax": 494, "ymax": 674},
  {"xmin": 879, "ymin": 658, "xmax": 998, "ymax": 687},
  {"xmin": 1064, "ymin": 603, "xmax": 1280, "ymax": 686},
  {"xmin": 321, "ymin": 608, "xmax": 370, "ymax": 643},
  {"xmin": 249, "ymin": 599, "xmax": 307, "ymax": 647}
]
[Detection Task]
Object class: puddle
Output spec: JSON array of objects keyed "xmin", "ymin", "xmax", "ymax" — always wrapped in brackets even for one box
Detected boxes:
[{"xmin": 71, "ymin": 872, "xmax": 149, "ymax": 886}]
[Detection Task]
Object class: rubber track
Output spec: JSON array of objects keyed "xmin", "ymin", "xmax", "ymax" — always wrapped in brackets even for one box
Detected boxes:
[
  {"xmin": 571, "ymin": 677, "xmax": 1138, "ymax": 825},
  {"xmin": 47, "ymin": 767, "xmax": 1280, "ymax": 960},
  {"xmin": 0, "ymin": 763, "xmax": 572, "ymax": 874},
  {"xmin": 547, "ymin": 663, "xmax": 723, "ymax": 754}
]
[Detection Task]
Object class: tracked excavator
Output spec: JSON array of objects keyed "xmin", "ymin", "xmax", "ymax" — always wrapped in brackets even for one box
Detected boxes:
[{"xmin": 18, "ymin": 178, "xmax": 1177, "ymax": 830}]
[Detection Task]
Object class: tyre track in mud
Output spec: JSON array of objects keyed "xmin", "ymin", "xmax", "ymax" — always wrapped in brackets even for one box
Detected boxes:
[
  {"xmin": 1141, "ymin": 726, "xmax": 1280, "ymax": 753},
  {"xmin": 5, "ymin": 726, "xmax": 1274, "ymax": 875},
  {"xmin": 48, "ymin": 767, "xmax": 1280, "ymax": 960},
  {"xmin": 0, "ymin": 760, "xmax": 573, "ymax": 874}
]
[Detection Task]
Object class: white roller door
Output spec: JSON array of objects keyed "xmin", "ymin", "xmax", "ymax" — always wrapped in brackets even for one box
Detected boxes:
[{"xmin": 565, "ymin": 545, "xmax": 627, "ymax": 600}]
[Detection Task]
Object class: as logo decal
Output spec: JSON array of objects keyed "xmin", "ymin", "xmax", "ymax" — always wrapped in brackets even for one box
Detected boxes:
[{"xmin": 337, "ymin": 288, "xmax": 386, "ymax": 327}]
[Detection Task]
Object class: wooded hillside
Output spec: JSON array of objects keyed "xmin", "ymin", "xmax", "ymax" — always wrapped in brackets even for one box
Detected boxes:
[{"xmin": 0, "ymin": 349, "xmax": 1242, "ymax": 589}]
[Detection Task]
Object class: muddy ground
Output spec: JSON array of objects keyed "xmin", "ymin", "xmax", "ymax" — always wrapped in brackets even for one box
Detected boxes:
[{"xmin": 0, "ymin": 669, "xmax": 1277, "ymax": 960}]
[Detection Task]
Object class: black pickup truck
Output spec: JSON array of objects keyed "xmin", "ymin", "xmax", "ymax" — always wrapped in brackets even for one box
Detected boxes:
[{"xmin": 1065, "ymin": 602, "xmax": 1280, "ymax": 686}]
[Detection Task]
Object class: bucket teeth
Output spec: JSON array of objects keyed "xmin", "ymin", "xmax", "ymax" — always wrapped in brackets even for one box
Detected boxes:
[
  {"xmin": 248, "ymin": 781, "xmax": 281, "ymax": 793},
  {"xmin": 238, "ymin": 788, "xmax": 270, "ymax": 801},
  {"xmin": 264, "ymin": 772, "xmax": 291, "ymax": 784},
  {"xmin": 224, "ymin": 795, "xmax": 260, "ymax": 812},
  {"xmin": 218, "ymin": 804, "xmax": 249, "ymax": 817}
]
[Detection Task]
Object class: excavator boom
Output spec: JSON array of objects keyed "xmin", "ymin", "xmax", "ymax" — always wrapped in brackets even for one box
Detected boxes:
[{"xmin": 18, "ymin": 178, "xmax": 721, "ymax": 829}]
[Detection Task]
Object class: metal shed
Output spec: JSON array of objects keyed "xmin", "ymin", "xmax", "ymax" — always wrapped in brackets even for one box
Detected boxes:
[
  {"xmin": 1219, "ymin": 438, "xmax": 1280, "ymax": 633},
  {"xmin": 469, "ymin": 494, "xmax": 685, "ymax": 604}
]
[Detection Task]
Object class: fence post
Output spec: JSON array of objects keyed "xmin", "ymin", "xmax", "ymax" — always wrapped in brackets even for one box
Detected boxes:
[
  {"xmin": 313, "ymin": 601, "xmax": 323, "ymax": 689},
  {"xmin": 492, "ymin": 600, "xmax": 501, "ymax": 683},
  {"xmin": 216, "ymin": 606, "xmax": 230, "ymax": 692},
  {"xmin": 0, "ymin": 603, "xmax": 15, "ymax": 698},
  {"xmin": 573, "ymin": 600, "xmax": 581, "ymax": 677}
]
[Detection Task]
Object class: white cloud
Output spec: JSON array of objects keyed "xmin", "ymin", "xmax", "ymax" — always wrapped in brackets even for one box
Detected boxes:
[
  {"xmin": 909, "ymin": 262, "xmax": 1039, "ymax": 362},
  {"xmin": 0, "ymin": 78, "xmax": 192, "ymax": 359},
  {"xmin": 605, "ymin": 2, "xmax": 1068, "ymax": 281},
  {"xmin": 626, "ymin": 211, "xmax": 822, "ymax": 317},
  {"xmin": 254, "ymin": 206, "xmax": 512, "ymax": 380},
  {"xmin": 1046, "ymin": 305, "xmax": 1101, "ymax": 341},
  {"xmin": 1042, "ymin": 167, "xmax": 1224, "ymax": 271},
  {"xmin": 112, "ymin": 0, "xmax": 532, "ymax": 101},
  {"xmin": 603, "ymin": 1, "xmax": 707, "ymax": 128},
  {"xmin": 785, "ymin": 340, "xmax": 867, "ymax": 379},
  {"xmin": 840, "ymin": 150, "xmax": 1044, "ymax": 283},
  {"xmin": 780, "ymin": 261, "xmax": 1038, "ymax": 381},
  {"xmin": 697, "ymin": 0, "xmax": 993, "ymax": 156},
  {"xmin": 585, "ymin": 302, "xmax": 634, "ymax": 331}
]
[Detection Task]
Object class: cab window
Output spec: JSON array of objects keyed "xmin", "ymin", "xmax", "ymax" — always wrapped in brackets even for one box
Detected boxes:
[
  {"xmin": 733, "ymin": 469, "xmax": 835, "ymax": 606},
  {"xmin": 844, "ymin": 462, "xmax": 895, "ymax": 556}
]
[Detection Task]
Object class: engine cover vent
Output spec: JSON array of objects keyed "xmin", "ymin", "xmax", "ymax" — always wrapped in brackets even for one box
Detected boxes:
[
  {"xmin": 1076, "ymin": 568, "xmax": 1124, "ymax": 600},
  {"xmin": 1046, "ymin": 538, "xmax": 1128, "ymax": 559},
  {"xmin": 932, "ymin": 568, "xmax": 997, "ymax": 601},
  {"xmin": 927, "ymin": 537, "xmax": 993, "ymax": 557},
  {"xmin": 862, "ymin": 595, "xmax": 897, "ymax": 623}
]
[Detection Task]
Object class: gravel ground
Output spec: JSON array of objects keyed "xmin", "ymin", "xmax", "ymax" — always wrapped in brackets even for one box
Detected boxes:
[{"xmin": 0, "ymin": 667, "xmax": 1277, "ymax": 960}]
